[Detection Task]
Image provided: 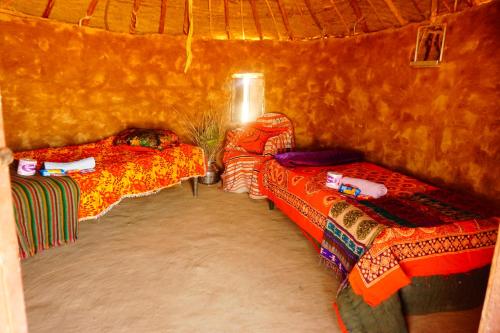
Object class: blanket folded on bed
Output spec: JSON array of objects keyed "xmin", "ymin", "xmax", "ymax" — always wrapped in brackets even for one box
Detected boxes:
[
  {"xmin": 274, "ymin": 149, "xmax": 363, "ymax": 168},
  {"xmin": 45, "ymin": 157, "xmax": 96, "ymax": 172}
]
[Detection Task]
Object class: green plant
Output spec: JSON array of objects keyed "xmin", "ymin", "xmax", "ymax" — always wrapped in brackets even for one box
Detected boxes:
[{"xmin": 180, "ymin": 107, "xmax": 227, "ymax": 162}]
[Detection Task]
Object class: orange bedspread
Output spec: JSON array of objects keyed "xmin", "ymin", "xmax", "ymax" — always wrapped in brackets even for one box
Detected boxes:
[
  {"xmin": 15, "ymin": 137, "xmax": 206, "ymax": 220},
  {"xmin": 260, "ymin": 159, "xmax": 499, "ymax": 306},
  {"xmin": 260, "ymin": 160, "xmax": 435, "ymax": 242}
]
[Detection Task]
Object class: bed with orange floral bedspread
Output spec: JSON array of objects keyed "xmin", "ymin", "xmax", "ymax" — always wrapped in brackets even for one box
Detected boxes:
[
  {"xmin": 259, "ymin": 159, "xmax": 499, "ymax": 332},
  {"xmin": 15, "ymin": 136, "xmax": 206, "ymax": 220}
]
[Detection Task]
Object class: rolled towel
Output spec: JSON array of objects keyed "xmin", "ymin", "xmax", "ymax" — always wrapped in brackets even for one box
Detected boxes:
[
  {"xmin": 44, "ymin": 157, "xmax": 96, "ymax": 172},
  {"xmin": 341, "ymin": 177, "xmax": 388, "ymax": 199}
]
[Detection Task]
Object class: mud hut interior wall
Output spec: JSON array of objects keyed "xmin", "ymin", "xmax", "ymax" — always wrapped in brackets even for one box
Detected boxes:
[{"xmin": 0, "ymin": 2, "xmax": 498, "ymax": 200}]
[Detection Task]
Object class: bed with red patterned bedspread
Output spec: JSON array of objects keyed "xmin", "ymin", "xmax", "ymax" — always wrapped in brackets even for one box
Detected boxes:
[
  {"xmin": 15, "ymin": 136, "xmax": 206, "ymax": 220},
  {"xmin": 259, "ymin": 159, "xmax": 499, "ymax": 332}
]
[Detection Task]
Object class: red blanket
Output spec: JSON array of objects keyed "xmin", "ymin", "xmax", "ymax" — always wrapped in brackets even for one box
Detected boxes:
[{"xmin": 259, "ymin": 159, "xmax": 498, "ymax": 306}]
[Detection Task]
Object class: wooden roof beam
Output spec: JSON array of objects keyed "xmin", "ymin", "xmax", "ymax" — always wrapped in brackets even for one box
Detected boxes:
[
  {"xmin": 304, "ymin": 0, "xmax": 326, "ymax": 36},
  {"xmin": 42, "ymin": 0, "xmax": 55, "ymax": 18},
  {"xmin": 158, "ymin": 0, "xmax": 167, "ymax": 33},
  {"xmin": 409, "ymin": 0, "xmax": 425, "ymax": 19},
  {"xmin": 208, "ymin": 0, "xmax": 213, "ymax": 37},
  {"xmin": 239, "ymin": 0, "xmax": 245, "ymax": 39},
  {"xmin": 263, "ymin": 0, "xmax": 282, "ymax": 39},
  {"xmin": 224, "ymin": 0, "xmax": 231, "ymax": 39},
  {"xmin": 295, "ymin": 2, "xmax": 304, "ymax": 16},
  {"xmin": 329, "ymin": 0, "xmax": 350, "ymax": 35},
  {"xmin": 348, "ymin": 0, "xmax": 369, "ymax": 32},
  {"xmin": 441, "ymin": 0, "xmax": 452, "ymax": 12},
  {"xmin": 249, "ymin": 0, "xmax": 264, "ymax": 40},
  {"xmin": 365, "ymin": 0, "xmax": 384, "ymax": 26},
  {"xmin": 276, "ymin": 0, "xmax": 294, "ymax": 40},
  {"xmin": 103, "ymin": 0, "xmax": 110, "ymax": 30},
  {"xmin": 81, "ymin": 0, "xmax": 99, "ymax": 26},
  {"xmin": 382, "ymin": 0, "xmax": 407, "ymax": 25},
  {"xmin": 129, "ymin": 0, "xmax": 140, "ymax": 34}
]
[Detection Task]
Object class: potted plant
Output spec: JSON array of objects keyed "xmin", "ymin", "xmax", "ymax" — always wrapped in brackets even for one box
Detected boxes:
[{"xmin": 180, "ymin": 107, "xmax": 227, "ymax": 185}]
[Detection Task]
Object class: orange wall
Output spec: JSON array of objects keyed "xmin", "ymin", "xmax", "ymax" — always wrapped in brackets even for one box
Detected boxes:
[
  {"xmin": 298, "ymin": 4, "xmax": 500, "ymax": 201},
  {"xmin": 0, "ymin": 3, "xmax": 498, "ymax": 200}
]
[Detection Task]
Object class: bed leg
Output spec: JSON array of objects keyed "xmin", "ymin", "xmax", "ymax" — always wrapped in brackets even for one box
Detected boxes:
[
  {"xmin": 192, "ymin": 177, "xmax": 199, "ymax": 197},
  {"xmin": 267, "ymin": 200, "xmax": 274, "ymax": 210}
]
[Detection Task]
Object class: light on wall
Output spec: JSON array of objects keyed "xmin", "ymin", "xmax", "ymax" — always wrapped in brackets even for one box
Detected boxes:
[{"xmin": 231, "ymin": 73, "xmax": 264, "ymax": 123}]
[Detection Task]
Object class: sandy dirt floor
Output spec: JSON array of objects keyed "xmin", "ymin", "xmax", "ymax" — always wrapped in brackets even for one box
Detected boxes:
[
  {"xmin": 21, "ymin": 182, "xmax": 340, "ymax": 333},
  {"xmin": 20, "ymin": 182, "xmax": 484, "ymax": 333}
]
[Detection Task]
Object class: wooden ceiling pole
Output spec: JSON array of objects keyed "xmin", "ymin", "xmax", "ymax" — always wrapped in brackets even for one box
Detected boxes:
[
  {"xmin": 441, "ymin": 0, "xmax": 452, "ymax": 12},
  {"xmin": 303, "ymin": 0, "xmax": 326, "ymax": 36},
  {"xmin": 41, "ymin": 0, "xmax": 56, "ymax": 18},
  {"xmin": 249, "ymin": 0, "xmax": 263, "ymax": 40},
  {"xmin": 295, "ymin": 2, "xmax": 304, "ymax": 16},
  {"xmin": 348, "ymin": 0, "xmax": 368, "ymax": 32},
  {"xmin": 158, "ymin": 0, "xmax": 167, "ymax": 33},
  {"xmin": 276, "ymin": 0, "xmax": 294, "ymax": 39},
  {"xmin": 129, "ymin": 0, "xmax": 140, "ymax": 33},
  {"xmin": 81, "ymin": 0, "xmax": 99, "ymax": 26},
  {"xmin": 240, "ymin": 0, "xmax": 245, "ymax": 39},
  {"xmin": 208, "ymin": 0, "xmax": 213, "ymax": 37},
  {"xmin": 365, "ymin": 0, "xmax": 384, "ymax": 25},
  {"xmin": 103, "ymin": 0, "xmax": 110, "ymax": 30},
  {"xmin": 382, "ymin": 0, "xmax": 407, "ymax": 25},
  {"xmin": 329, "ymin": 0, "xmax": 349, "ymax": 35},
  {"xmin": 224, "ymin": 0, "xmax": 231, "ymax": 39},
  {"xmin": 409, "ymin": 0, "xmax": 425, "ymax": 19},
  {"xmin": 263, "ymin": 0, "xmax": 282, "ymax": 39}
]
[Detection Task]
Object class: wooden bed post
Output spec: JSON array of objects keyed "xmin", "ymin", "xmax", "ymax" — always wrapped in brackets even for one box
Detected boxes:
[
  {"xmin": 267, "ymin": 199, "xmax": 274, "ymax": 210},
  {"xmin": 0, "ymin": 92, "xmax": 28, "ymax": 333},
  {"xmin": 192, "ymin": 177, "xmax": 198, "ymax": 197}
]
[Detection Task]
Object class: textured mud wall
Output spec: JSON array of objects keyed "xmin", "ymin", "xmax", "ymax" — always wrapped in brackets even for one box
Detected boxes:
[
  {"xmin": 0, "ymin": 11, "xmax": 313, "ymax": 151},
  {"xmin": 0, "ymin": 3, "xmax": 498, "ymax": 199},
  {"xmin": 298, "ymin": 3, "xmax": 500, "ymax": 201}
]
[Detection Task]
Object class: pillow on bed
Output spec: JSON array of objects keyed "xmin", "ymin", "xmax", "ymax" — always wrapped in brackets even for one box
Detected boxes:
[
  {"xmin": 116, "ymin": 145, "xmax": 159, "ymax": 153},
  {"xmin": 114, "ymin": 128, "xmax": 179, "ymax": 150},
  {"xmin": 274, "ymin": 149, "xmax": 363, "ymax": 168}
]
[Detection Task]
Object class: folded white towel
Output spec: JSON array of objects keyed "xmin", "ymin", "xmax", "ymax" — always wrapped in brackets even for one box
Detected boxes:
[
  {"xmin": 341, "ymin": 177, "xmax": 388, "ymax": 199},
  {"xmin": 45, "ymin": 157, "xmax": 96, "ymax": 172}
]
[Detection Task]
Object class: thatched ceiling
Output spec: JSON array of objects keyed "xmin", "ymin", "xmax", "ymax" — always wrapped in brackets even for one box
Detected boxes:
[{"xmin": 1, "ymin": 0, "xmax": 490, "ymax": 39}]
